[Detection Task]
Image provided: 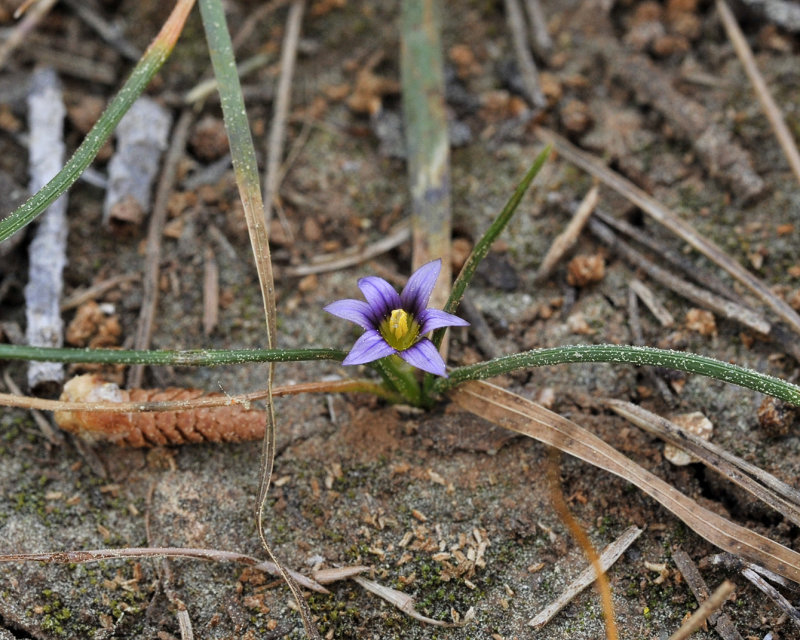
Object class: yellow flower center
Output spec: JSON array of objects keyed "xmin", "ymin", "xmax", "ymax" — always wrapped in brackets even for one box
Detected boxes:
[{"xmin": 379, "ymin": 309, "xmax": 420, "ymax": 351}]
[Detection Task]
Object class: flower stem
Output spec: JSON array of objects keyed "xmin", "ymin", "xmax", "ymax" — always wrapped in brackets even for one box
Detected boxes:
[
  {"xmin": 433, "ymin": 344, "xmax": 800, "ymax": 406},
  {"xmin": 372, "ymin": 355, "xmax": 423, "ymax": 407}
]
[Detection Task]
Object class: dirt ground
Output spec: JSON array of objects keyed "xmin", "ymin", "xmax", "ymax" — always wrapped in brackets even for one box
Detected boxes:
[{"xmin": 1, "ymin": 0, "xmax": 800, "ymax": 638}]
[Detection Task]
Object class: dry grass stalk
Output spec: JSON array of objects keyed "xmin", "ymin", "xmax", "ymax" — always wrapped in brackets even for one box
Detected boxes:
[
  {"xmin": 528, "ymin": 523, "xmax": 641, "ymax": 629},
  {"xmin": 589, "ymin": 218, "xmax": 771, "ymax": 335},
  {"xmin": 285, "ymin": 222, "xmax": 411, "ymax": 276},
  {"xmin": 716, "ymin": 0, "xmax": 800, "ymax": 186},
  {"xmin": 536, "ymin": 126, "xmax": 800, "ymax": 337},
  {"xmin": 535, "ymin": 185, "xmax": 599, "ymax": 282},
  {"xmin": 128, "ymin": 110, "xmax": 193, "ymax": 389},
  {"xmin": 546, "ymin": 448, "xmax": 618, "ymax": 639},
  {"xmin": 607, "ymin": 399, "xmax": 800, "ymax": 525},
  {"xmin": 593, "ymin": 208, "xmax": 738, "ymax": 301},
  {"xmin": 668, "ymin": 579, "xmax": 736, "ymax": 640},
  {"xmin": 262, "ymin": 0, "xmax": 305, "ymax": 227},
  {"xmin": 0, "ymin": 0, "xmax": 58, "ymax": 67},
  {"xmin": 203, "ymin": 246, "xmax": 219, "ymax": 336},
  {"xmin": 672, "ymin": 549, "xmax": 743, "ymax": 640},
  {"xmin": 0, "ymin": 546, "xmax": 329, "ymax": 593},
  {"xmin": 450, "ymin": 380, "xmax": 800, "ymax": 584}
]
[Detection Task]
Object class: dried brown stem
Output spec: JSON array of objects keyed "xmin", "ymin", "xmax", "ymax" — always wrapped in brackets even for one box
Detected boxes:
[
  {"xmin": 545, "ymin": 449, "xmax": 618, "ymax": 640},
  {"xmin": 716, "ymin": 0, "xmax": 800, "ymax": 185},
  {"xmin": 589, "ymin": 218, "xmax": 771, "ymax": 335},
  {"xmin": 0, "ymin": 546, "xmax": 328, "ymax": 594},
  {"xmin": 537, "ymin": 126, "xmax": 800, "ymax": 336},
  {"xmin": 128, "ymin": 110, "xmax": 193, "ymax": 389},
  {"xmin": 451, "ymin": 380, "xmax": 800, "ymax": 584},
  {"xmin": 607, "ymin": 399, "xmax": 800, "ymax": 527},
  {"xmin": 262, "ymin": 0, "xmax": 305, "ymax": 227},
  {"xmin": 535, "ymin": 185, "xmax": 599, "ymax": 282},
  {"xmin": 668, "ymin": 579, "xmax": 736, "ymax": 640}
]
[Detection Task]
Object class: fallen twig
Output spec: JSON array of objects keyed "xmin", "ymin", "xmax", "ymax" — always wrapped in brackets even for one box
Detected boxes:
[
  {"xmin": 669, "ymin": 578, "xmax": 736, "ymax": 640},
  {"xmin": 528, "ymin": 524, "xmax": 642, "ymax": 629},
  {"xmin": 589, "ymin": 217, "xmax": 771, "ymax": 335},
  {"xmin": 716, "ymin": 0, "xmax": 800, "ymax": 186},
  {"xmin": 128, "ymin": 110, "xmax": 192, "ymax": 389},
  {"xmin": 353, "ymin": 575, "xmax": 473, "ymax": 627},
  {"xmin": 25, "ymin": 67, "xmax": 68, "ymax": 393},
  {"xmin": 523, "ymin": 0, "xmax": 552, "ymax": 55},
  {"xmin": 672, "ymin": 549, "xmax": 743, "ymax": 640},
  {"xmin": 285, "ymin": 222, "xmax": 410, "ymax": 276},
  {"xmin": 503, "ymin": 0, "xmax": 546, "ymax": 108},
  {"xmin": 535, "ymin": 185, "xmax": 599, "ymax": 282},
  {"xmin": 608, "ymin": 51, "xmax": 764, "ymax": 202},
  {"xmin": 606, "ymin": 399, "xmax": 800, "ymax": 528},
  {"xmin": 629, "ymin": 278, "xmax": 674, "ymax": 328},
  {"xmin": 536, "ymin": 127, "xmax": 800, "ymax": 337},
  {"xmin": 741, "ymin": 566, "xmax": 800, "ymax": 629},
  {"xmin": 103, "ymin": 97, "xmax": 172, "ymax": 228},
  {"xmin": 262, "ymin": 0, "xmax": 305, "ymax": 228}
]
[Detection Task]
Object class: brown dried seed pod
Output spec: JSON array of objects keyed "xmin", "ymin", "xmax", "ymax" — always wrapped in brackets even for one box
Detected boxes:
[{"xmin": 55, "ymin": 374, "xmax": 265, "ymax": 447}]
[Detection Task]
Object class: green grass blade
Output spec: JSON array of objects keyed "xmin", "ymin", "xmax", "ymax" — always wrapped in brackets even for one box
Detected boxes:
[
  {"xmin": 432, "ymin": 344, "xmax": 800, "ymax": 406},
  {"xmin": 430, "ymin": 145, "xmax": 551, "ymax": 350},
  {"xmin": 0, "ymin": 344, "xmax": 345, "ymax": 366},
  {"xmin": 0, "ymin": 0, "xmax": 196, "ymax": 243}
]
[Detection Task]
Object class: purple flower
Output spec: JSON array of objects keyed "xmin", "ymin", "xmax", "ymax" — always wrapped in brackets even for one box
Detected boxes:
[{"xmin": 324, "ymin": 259, "xmax": 469, "ymax": 377}]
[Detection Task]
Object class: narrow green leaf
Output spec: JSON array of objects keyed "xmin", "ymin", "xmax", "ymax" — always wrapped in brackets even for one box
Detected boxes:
[
  {"xmin": 432, "ymin": 344, "xmax": 800, "ymax": 406},
  {"xmin": 0, "ymin": 0, "xmax": 196, "ymax": 242},
  {"xmin": 0, "ymin": 344, "xmax": 345, "ymax": 366},
  {"xmin": 430, "ymin": 145, "xmax": 551, "ymax": 350}
]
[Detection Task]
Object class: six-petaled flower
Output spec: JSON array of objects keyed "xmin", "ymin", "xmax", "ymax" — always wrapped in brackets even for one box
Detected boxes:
[{"xmin": 324, "ymin": 259, "xmax": 469, "ymax": 377}]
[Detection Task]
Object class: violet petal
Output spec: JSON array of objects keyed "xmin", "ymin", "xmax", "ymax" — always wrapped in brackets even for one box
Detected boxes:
[
  {"xmin": 324, "ymin": 299, "xmax": 375, "ymax": 329},
  {"xmin": 342, "ymin": 329, "xmax": 396, "ymax": 366},
  {"xmin": 358, "ymin": 276, "xmax": 402, "ymax": 320},
  {"xmin": 399, "ymin": 339, "xmax": 447, "ymax": 377},
  {"xmin": 400, "ymin": 259, "xmax": 441, "ymax": 314},
  {"xmin": 418, "ymin": 308, "xmax": 470, "ymax": 334}
]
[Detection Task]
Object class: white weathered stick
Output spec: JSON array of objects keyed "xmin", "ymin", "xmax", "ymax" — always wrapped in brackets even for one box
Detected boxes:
[
  {"xmin": 25, "ymin": 67, "xmax": 67, "ymax": 392},
  {"xmin": 528, "ymin": 525, "xmax": 642, "ymax": 628},
  {"xmin": 103, "ymin": 97, "xmax": 171, "ymax": 227}
]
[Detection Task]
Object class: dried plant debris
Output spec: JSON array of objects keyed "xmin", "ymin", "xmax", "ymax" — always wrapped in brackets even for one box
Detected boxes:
[
  {"xmin": 55, "ymin": 374, "xmax": 265, "ymax": 446},
  {"xmin": 103, "ymin": 96, "xmax": 171, "ymax": 228},
  {"xmin": 609, "ymin": 52, "xmax": 765, "ymax": 203},
  {"xmin": 25, "ymin": 67, "xmax": 68, "ymax": 393}
]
